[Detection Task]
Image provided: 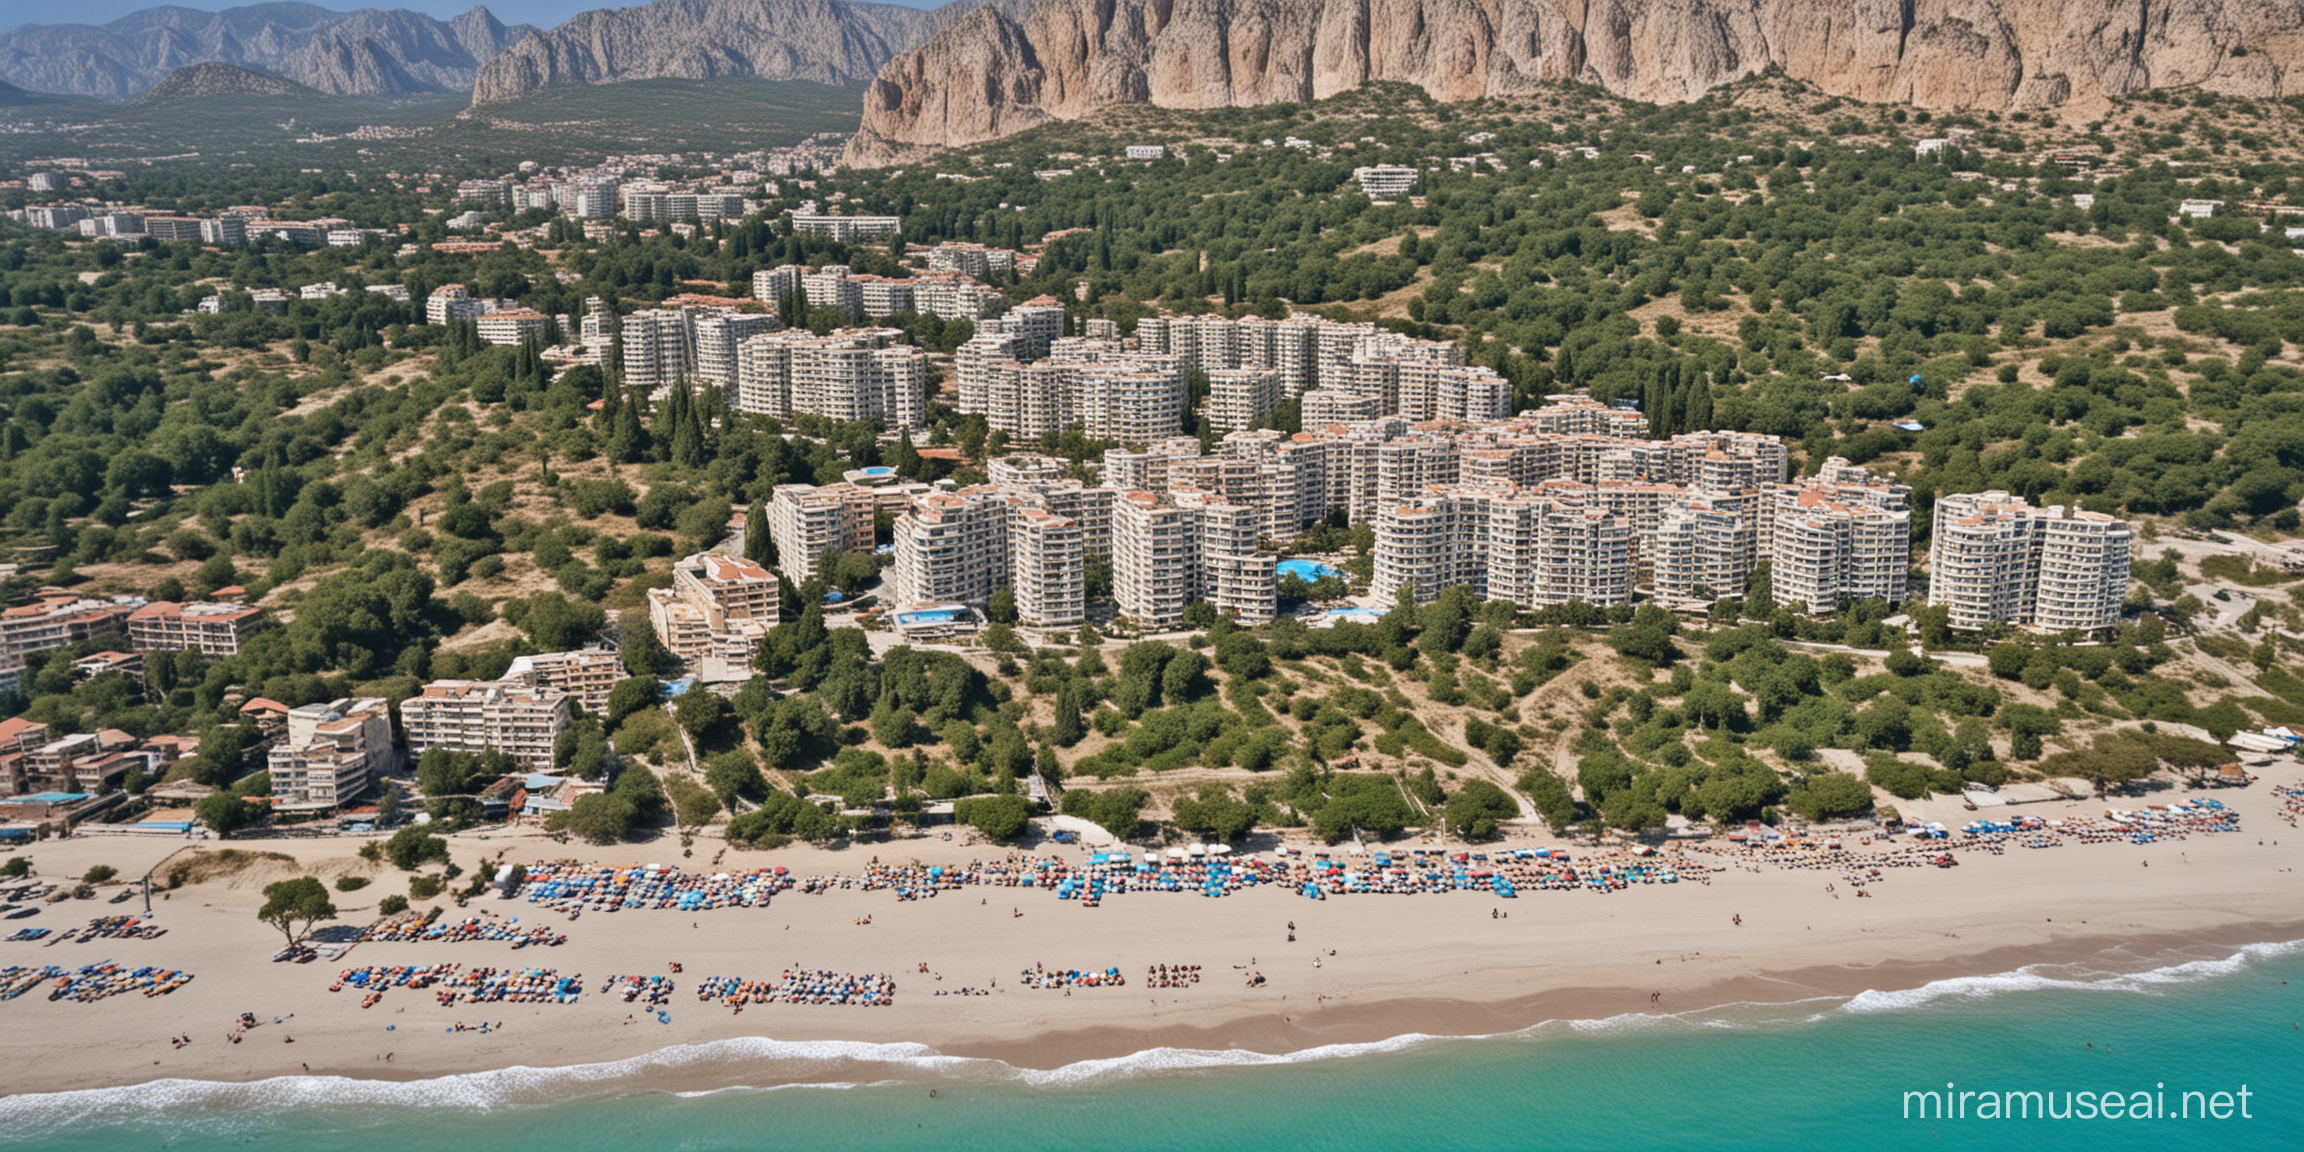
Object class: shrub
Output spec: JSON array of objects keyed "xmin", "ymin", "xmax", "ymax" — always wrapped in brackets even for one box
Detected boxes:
[{"xmin": 334, "ymin": 876, "xmax": 370, "ymax": 892}]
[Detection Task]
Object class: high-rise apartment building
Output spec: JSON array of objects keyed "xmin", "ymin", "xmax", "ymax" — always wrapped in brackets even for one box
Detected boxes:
[
  {"xmin": 766, "ymin": 483, "xmax": 877, "ymax": 582},
  {"xmin": 1929, "ymin": 492, "xmax": 2130, "ymax": 631},
  {"xmin": 734, "ymin": 328, "xmax": 925, "ymax": 427}
]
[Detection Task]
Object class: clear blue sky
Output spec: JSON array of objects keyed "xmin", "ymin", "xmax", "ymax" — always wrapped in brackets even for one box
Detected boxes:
[{"xmin": 9, "ymin": 0, "xmax": 950, "ymax": 34}]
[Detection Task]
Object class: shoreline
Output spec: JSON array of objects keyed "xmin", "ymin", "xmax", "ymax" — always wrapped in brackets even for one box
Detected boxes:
[
  {"xmin": 8, "ymin": 921, "xmax": 2299, "ymax": 1102},
  {"xmin": 811, "ymin": 919, "xmax": 2304, "ymax": 1084},
  {"xmin": 1, "ymin": 778, "xmax": 2299, "ymax": 1100}
]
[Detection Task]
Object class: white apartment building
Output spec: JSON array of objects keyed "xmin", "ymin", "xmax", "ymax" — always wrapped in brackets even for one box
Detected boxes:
[
  {"xmin": 789, "ymin": 213, "xmax": 901, "ymax": 241},
  {"xmin": 926, "ymin": 242, "xmax": 1018, "ymax": 279},
  {"xmin": 1302, "ymin": 389, "xmax": 1382, "ymax": 426},
  {"xmin": 622, "ymin": 301, "xmax": 778, "ymax": 395},
  {"xmin": 887, "ymin": 481, "xmax": 1101, "ymax": 628},
  {"xmin": 504, "ymin": 649, "xmax": 623, "ymax": 715},
  {"xmin": 268, "ymin": 697, "xmax": 394, "ymax": 812},
  {"xmin": 476, "ymin": 308, "xmax": 547, "ymax": 347},
  {"xmin": 648, "ymin": 552, "xmax": 780, "ymax": 680},
  {"xmin": 1353, "ymin": 165, "xmax": 1420, "ymax": 197},
  {"xmin": 0, "ymin": 594, "xmax": 138, "ymax": 664},
  {"xmin": 1112, "ymin": 492, "xmax": 1201, "ymax": 630},
  {"xmin": 802, "ymin": 265, "xmax": 865, "ymax": 317},
  {"xmin": 620, "ymin": 307, "xmax": 693, "ymax": 394},
  {"xmin": 426, "ymin": 284, "xmax": 492, "ymax": 326},
  {"xmin": 735, "ymin": 327, "xmax": 925, "ymax": 427},
  {"xmin": 1009, "ymin": 507, "xmax": 1086, "ymax": 626},
  {"xmin": 691, "ymin": 311, "xmax": 782, "ymax": 388},
  {"xmin": 1075, "ymin": 358, "xmax": 1187, "ymax": 444},
  {"xmin": 890, "ymin": 491, "xmax": 1008, "ymax": 609},
  {"xmin": 402, "ymin": 680, "xmax": 573, "ymax": 771},
  {"xmin": 985, "ymin": 296, "xmax": 1066, "ymax": 361},
  {"xmin": 1650, "ymin": 500, "xmax": 1758, "ymax": 609},
  {"xmin": 1768, "ymin": 492, "xmax": 1911, "ymax": 614},
  {"xmin": 909, "ymin": 271, "xmax": 1004, "ymax": 320},
  {"xmin": 2034, "ymin": 512, "xmax": 2133, "ymax": 632},
  {"xmin": 1206, "ymin": 367, "xmax": 1281, "ymax": 433},
  {"xmin": 1375, "ymin": 486, "xmax": 1633, "ymax": 609},
  {"xmin": 125, "ymin": 600, "xmax": 265, "ymax": 656},
  {"xmin": 1126, "ymin": 145, "xmax": 1167, "ymax": 160},
  {"xmin": 766, "ymin": 483, "xmax": 876, "ymax": 582},
  {"xmin": 1110, "ymin": 489, "xmax": 1275, "ymax": 628},
  {"xmin": 753, "ymin": 265, "xmax": 805, "ymax": 305},
  {"xmin": 1929, "ymin": 492, "xmax": 2129, "ymax": 631}
]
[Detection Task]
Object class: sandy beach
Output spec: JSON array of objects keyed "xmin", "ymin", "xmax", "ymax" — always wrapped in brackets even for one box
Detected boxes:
[{"xmin": 2, "ymin": 773, "xmax": 2300, "ymax": 1099}]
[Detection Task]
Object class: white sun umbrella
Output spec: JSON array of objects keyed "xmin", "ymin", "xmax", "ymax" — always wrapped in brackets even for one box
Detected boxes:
[
  {"xmin": 1210, "ymin": 844, "xmax": 1233, "ymax": 855},
  {"xmin": 1187, "ymin": 843, "xmax": 1206, "ymax": 856},
  {"xmin": 1168, "ymin": 848, "xmax": 1190, "ymax": 861}
]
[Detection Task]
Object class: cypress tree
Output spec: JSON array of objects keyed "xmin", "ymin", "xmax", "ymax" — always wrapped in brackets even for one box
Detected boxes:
[{"xmin": 744, "ymin": 500, "xmax": 772, "ymax": 568}]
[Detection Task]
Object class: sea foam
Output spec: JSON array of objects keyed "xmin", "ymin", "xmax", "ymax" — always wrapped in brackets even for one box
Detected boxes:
[{"xmin": 1838, "ymin": 937, "xmax": 2304, "ymax": 1014}]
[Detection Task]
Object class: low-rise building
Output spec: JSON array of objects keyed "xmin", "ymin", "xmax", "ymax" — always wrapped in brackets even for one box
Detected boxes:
[
  {"xmin": 475, "ymin": 308, "xmax": 548, "ymax": 347},
  {"xmin": 0, "ymin": 594, "xmax": 137, "ymax": 664},
  {"xmin": 647, "ymin": 553, "xmax": 781, "ymax": 680},
  {"xmin": 504, "ymin": 649, "xmax": 624, "ymax": 715},
  {"xmin": 126, "ymin": 600, "xmax": 266, "ymax": 656},
  {"xmin": 789, "ymin": 213, "xmax": 901, "ymax": 242},
  {"xmin": 268, "ymin": 697, "xmax": 394, "ymax": 812},
  {"xmin": 402, "ymin": 680, "xmax": 571, "ymax": 771}
]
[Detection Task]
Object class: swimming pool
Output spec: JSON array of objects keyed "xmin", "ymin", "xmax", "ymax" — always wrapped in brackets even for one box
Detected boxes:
[
  {"xmin": 1324, "ymin": 608, "xmax": 1382, "ymax": 623},
  {"xmin": 1276, "ymin": 559, "xmax": 1344, "ymax": 582},
  {"xmin": 896, "ymin": 610, "xmax": 961, "ymax": 625}
]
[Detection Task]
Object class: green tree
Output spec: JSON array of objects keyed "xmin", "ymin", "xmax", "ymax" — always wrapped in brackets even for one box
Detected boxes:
[
  {"xmin": 1784, "ymin": 772, "xmax": 1874, "ymax": 821},
  {"xmin": 195, "ymin": 790, "xmax": 258, "ymax": 835},
  {"xmin": 1171, "ymin": 786, "xmax": 1258, "ymax": 841},
  {"xmin": 256, "ymin": 876, "xmax": 337, "ymax": 949},
  {"xmin": 954, "ymin": 794, "xmax": 1033, "ymax": 842},
  {"xmin": 1443, "ymin": 779, "xmax": 1518, "ymax": 840},
  {"xmin": 384, "ymin": 825, "xmax": 450, "ymax": 871},
  {"xmin": 1517, "ymin": 767, "xmax": 1577, "ymax": 833},
  {"xmin": 743, "ymin": 500, "xmax": 774, "ymax": 568},
  {"xmin": 606, "ymin": 676, "xmax": 661, "ymax": 727},
  {"xmin": 620, "ymin": 620, "xmax": 678, "ymax": 677}
]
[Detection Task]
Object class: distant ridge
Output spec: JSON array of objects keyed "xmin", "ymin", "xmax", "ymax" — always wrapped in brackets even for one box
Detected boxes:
[
  {"xmin": 468, "ymin": 0, "xmax": 945, "ymax": 106},
  {"xmin": 132, "ymin": 60, "xmax": 321, "ymax": 104},
  {"xmin": 0, "ymin": 3, "xmax": 537, "ymax": 99}
]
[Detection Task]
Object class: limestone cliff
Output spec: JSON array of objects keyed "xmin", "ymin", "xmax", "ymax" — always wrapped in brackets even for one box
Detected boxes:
[{"xmin": 844, "ymin": 0, "xmax": 2304, "ymax": 165}]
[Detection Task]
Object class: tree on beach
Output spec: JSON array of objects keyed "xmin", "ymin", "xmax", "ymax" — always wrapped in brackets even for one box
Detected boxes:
[{"xmin": 257, "ymin": 877, "xmax": 337, "ymax": 950}]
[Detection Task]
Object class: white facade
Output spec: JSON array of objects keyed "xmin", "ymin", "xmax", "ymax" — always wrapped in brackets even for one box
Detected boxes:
[{"xmin": 1353, "ymin": 165, "xmax": 1419, "ymax": 197}]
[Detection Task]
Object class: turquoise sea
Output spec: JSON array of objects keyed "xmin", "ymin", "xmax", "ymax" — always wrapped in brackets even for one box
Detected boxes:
[{"xmin": 4, "ymin": 940, "xmax": 2297, "ymax": 1151}]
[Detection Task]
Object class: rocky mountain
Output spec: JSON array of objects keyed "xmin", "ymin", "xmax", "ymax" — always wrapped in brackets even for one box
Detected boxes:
[
  {"xmin": 130, "ymin": 60, "xmax": 320, "ymax": 103},
  {"xmin": 0, "ymin": 3, "xmax": 537, "ymax": 99},
  {"xmin": 845, "ymin": 0, "xmax": 2304, "ymax": 165},
  {"xmin": 468, "ymin": 0, "xmax": 949, "ymax": 106}
]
